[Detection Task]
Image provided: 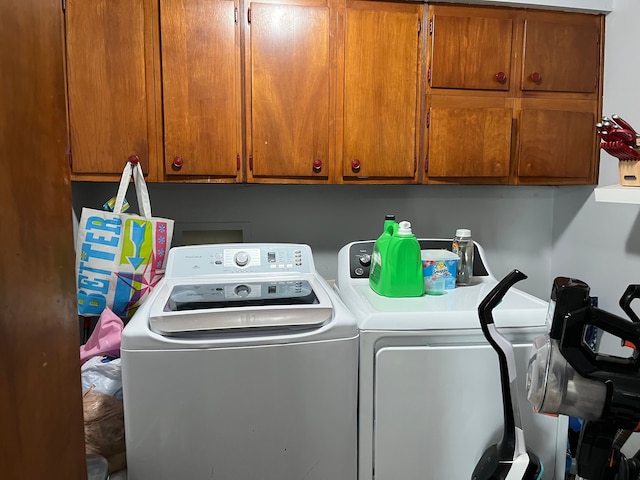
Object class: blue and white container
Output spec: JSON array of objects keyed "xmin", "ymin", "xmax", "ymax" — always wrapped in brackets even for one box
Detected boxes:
[{"xmin": 421, "ymin": 249, "xmax": 458, "ymax": 294}]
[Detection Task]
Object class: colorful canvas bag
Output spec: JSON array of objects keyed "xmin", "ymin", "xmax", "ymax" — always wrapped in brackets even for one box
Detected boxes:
[{"xmin": 76, "ymin": 160, "xmax": 174, "ymax": 318}]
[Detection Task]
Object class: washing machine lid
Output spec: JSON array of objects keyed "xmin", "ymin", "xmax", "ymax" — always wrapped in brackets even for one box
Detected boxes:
[{"xmin": 148, "ymin": 277, "xmax": 333, "ymax": 335}]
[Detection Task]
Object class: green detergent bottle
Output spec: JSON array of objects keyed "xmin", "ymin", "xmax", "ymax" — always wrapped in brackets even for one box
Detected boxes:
[
  {"xmin": 369, "ymin": 215, "xmax": 398, "ymax": 293},
  {"xmin": 370, "ymin": 220, "xmax": 424, "ymax": 297}
]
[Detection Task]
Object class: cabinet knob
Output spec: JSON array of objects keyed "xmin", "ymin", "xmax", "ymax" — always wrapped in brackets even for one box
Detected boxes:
[
  {"xmin": 351, "ymin": 159, "xmax": 361, "ymax": 173},
  {"xmin": 495, "ymin": 71, "xmax": 507, "ymax": 85},
  {"xmin": 128, "ymin": 155, "xmax": 139, "ymax": 165},
  {"xmin": 172, "ymin": 156, "xmax": 184, "ymax": 169},
  {"xmin": 312, "ymin": 159, "xmax": 322, "ymax": 172},
  {"xmin": 530, "ymin": 72, "xmax": 542, "ymax": 84}
]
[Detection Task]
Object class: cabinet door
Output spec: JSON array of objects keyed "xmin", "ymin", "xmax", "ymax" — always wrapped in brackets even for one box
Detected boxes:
[
  {"xmin": 429, "ymin": 7, "xmax": 513, "ymax": 91},
  {"xmin": 517, "ymin": 107, "xmax": 596, "ymax": 180},
  {"xmin": 427, "ymin": 102, "xmax": 512, "ymax": 179},
  {"xmin": 66, "ymin": 0, "xmax": 156, "ymax": 177},
  {"xmin": 161, "ymin": 0, "xmax": 242, "ymax": 179},
  {"xmin": 343, "ymin": 2, "xmax": 421, "ymax": 180},
  {"xmin": 248, "ymin": 2, "xmax": 330, "ymax": 180},
  {"xmin": 521, "ymin": 16, "xmax": 601, "ymax": 94}
]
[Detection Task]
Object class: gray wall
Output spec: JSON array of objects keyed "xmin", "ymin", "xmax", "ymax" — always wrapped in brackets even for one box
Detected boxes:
[
  {"xmin": 551, "ymin": 0, "xmax": 640, "ymax": 318},
  {"xmin": 72, "ymin": 183, "xmax": 555, "ymax": 299},
  {"xmin": 550, "ymin": 2, "xmax": 640, "ymax": 454}
]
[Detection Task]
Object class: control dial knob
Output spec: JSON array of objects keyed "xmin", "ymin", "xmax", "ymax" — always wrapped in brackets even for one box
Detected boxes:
[
  {"xmin": 234, "ymin": 251, "xmax": 250, "ymax": 267},
  {"xmin": 359, "ymin": 254, "xmax": 371, "ymax": 266},
  {"xmin": 234, "ymin": 284, "xmax": 251, "ymax": 297}
]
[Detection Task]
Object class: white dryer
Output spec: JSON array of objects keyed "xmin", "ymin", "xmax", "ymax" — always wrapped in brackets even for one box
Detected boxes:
[
  {"xmin": 121, "ymin": 243, "xmax": 358, "ymax": 480},
  {"xmin": 335, "ymin": 239, "xmax": 568, "ymax": 480}
]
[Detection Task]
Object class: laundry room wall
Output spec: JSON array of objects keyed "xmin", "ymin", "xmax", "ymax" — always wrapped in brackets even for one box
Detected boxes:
[
  {"xmin": 549, "ymin": 0, "xmax": 640, "ymax": 455},
  {"xmin": 550, "ymin": 0, "xmax": 640, "ymax": 318},
  {"xmin": 72, "ymin": 182, "xmax": 555, "ymax": 299}
]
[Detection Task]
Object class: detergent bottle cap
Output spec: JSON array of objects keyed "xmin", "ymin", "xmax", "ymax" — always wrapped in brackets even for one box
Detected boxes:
[
  {"xmin": 397, "ymin": 221, "xmax": 413, "ymax": 236},
  {"xmin": 385, "ymin": 214, "xmax": 396, "ymax": 221},
  {"xmin": 455, "ymin": 228, "xmax": 472, "ymax": 238}
]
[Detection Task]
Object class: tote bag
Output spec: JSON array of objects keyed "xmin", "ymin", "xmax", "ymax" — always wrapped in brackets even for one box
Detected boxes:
[{"xmin": 76, "ymin": 161, "xmax": 174, "ymax": 318}]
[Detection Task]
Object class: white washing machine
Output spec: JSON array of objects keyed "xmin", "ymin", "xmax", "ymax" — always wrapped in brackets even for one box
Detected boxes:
[
  {"xmin": 335, "ymin": 239, "xmax": 568, "ymax": 480},
  {"xmin": 121, "ymin": 243, "xmax": 358, "ymax": 480}
]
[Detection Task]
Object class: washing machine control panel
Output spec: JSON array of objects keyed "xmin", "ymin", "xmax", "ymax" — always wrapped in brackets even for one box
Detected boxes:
[{"xmin": 167, "ymin": 243, "xmax": 314, "ymax": 278}]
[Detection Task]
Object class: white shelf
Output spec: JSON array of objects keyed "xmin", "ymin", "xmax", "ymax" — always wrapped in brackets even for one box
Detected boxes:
[{"xmin": 594, "ymin": 184, "xmax": 640, "ymax": 204}]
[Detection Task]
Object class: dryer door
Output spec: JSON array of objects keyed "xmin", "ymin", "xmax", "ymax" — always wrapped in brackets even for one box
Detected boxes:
[{"xmin": 372, "ymin": 343, "xmax": 565, "ymax": 480}]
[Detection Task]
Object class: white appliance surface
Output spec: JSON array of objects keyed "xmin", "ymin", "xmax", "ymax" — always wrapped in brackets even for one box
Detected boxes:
[
  {"xmin": 335, "ymin": 239, "xmax": 568, "ymax": 480},
  {"xmin": 122, "ymin": 243, "xmax": 358, "ymax": 480}
]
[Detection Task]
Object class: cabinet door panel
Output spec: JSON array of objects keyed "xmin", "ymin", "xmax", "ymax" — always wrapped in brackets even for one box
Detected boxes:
[
  {"xmin": 428, "ymin": 107, "xmax": 512, "ymax": 178},
  {"xmin": 344, "ymin": 6, "xmax": 420, "ymax": 179},
  {"xmin": 66, "ymin": 0, "xmax": 153, "ymax": 175},
  {"xmin": 250, "ymin": 3, "xmax": 330, "ymax": 178},
  {"xmin": 430, "ymin": 13, "xmax": 513, "ymax": 91},
  {"xmin": 161, "ymin": 0, "xmax": 241, "ymax": 177},
  {"xmin": 518, "ymin": 109, "xmax": 595, "ymax": 178},
  {"xmin": 522, "ymin": 20, "xmax": 600, "ymax": 93}
]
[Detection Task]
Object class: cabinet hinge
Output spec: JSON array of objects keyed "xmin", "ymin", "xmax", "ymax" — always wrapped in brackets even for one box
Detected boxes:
[
  {"xmin": 414, "ymin": 157, "xmax": 417, "ymax": 174},
  {"xmin": 425, "ymin": 157, "xmax": 429, "ymax": 173},
  {"xmin": 236, "ymin": 154, "xmax": 240, "ymax": 171},
  {"xmin": 427, "ymin": 66, "xmax": 431, "ymax": 83},
  {"xmin": 249, "ymin": 154, "xmax": 253, "ymax": 171},
  {"xmin": 67, "ymin": 150, "xmax": 72, "ymax": 169},
  {"xmin": 234, "ymin": 7, "xmax": 238, "ymax": 24},
  {"xmin": 418, "ymin": 19, "xmax": 421, "ymax": 35},
  {"xmin": 62, "ymin": 0, "xmax": 65, "ymax": 12},
  {"xmin": 247, "ymin": 8, "xmax": 251, "ymax": 23},
  {"xmin": 429, "ymin": 18, "xmax": 433, "ymax": 35},
  {"xmin": 426, "ymin": 111, "xmax": 430, "ymax": 128}
]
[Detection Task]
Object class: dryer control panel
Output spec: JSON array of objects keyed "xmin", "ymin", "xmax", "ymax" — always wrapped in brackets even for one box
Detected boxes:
[
  {"xmin": 347, "ymin": 239, "xmax": 489, "ymax": 279},
  {"xmin": 166, "ymin": 243, "xmax": 315, "ymax": 278}
]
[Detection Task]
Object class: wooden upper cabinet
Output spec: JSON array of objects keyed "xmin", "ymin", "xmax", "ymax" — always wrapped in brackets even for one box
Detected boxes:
[
  {"xmin": 65, "ymin": 0, "xmax": 156, "ymax": 178},
  {"xmin": 517, "ymin": 106, "xmax": 596, "ymax": 180},
  {"xmin": 426, "ymin": 5, "xmax": 603, "ymax": 185},
  {"xmin": 521, "ymin": 15, "xmax": 601, "ymax": 94},
  {"xmin": 429, "ymin": 9, "xmax": 513, "ymax": 91},
  {"xmin": 248, "ymin": 1, "xmax": 331, "ymax": 180},
  {"xmin": 342, "ymin": 2, "xmax": 421, "ymax": 181},
  {"xmin": 64, "ymin": 1, "xmax": 602, "ymax": 185},
  {"xmin": 427, "ymin": 100, "xmax": 512, "ymax": 179},
  {"xmin": 161, "ymin": 0, "xmax": 242, "ymax": 179}
]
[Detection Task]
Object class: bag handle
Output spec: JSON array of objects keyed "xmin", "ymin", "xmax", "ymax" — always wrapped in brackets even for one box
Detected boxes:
[{"xmin": 113, "ymin": 160, "xmax": 152, "ymax": 217}]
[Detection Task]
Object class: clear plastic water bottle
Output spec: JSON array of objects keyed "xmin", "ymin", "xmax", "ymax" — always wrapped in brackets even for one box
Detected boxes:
[{"xmin": 452, "ymin": 228, "xmax": 473, "ymax": 286}]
